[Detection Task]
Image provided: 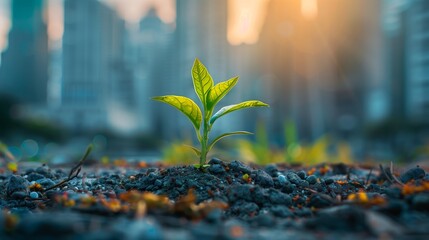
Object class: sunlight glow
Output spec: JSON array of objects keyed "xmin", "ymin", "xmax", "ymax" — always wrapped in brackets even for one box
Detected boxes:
[
  {"xmin": 103, "ymin": 0, "xmax": 176, "ymax": 24},
  {"xmin": 227, "ymin": 0, "xmax": 270, "ymax": 46},
  {"xmin": 0, "ymin": 0, "xmax": 11, "ymax": 52},
  {"xmin": 301, "ymin": 0, "xmax": 318, "ymax": 20},
  {"xmin": 46, "ymin": 0, "xmax": 64, "ymax": 42}
]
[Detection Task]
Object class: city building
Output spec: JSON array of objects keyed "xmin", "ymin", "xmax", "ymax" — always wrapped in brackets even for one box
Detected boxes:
[
  {"xmin": 0, "ymin": 0, "xmax": 48, "ymax": 104},
  {"xmin": 60, "ymin": 0, "xmax": 132, "ymax": 134}
]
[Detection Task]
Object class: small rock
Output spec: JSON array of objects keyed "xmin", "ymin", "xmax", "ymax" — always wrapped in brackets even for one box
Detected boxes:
[
  {"xmin": 297, "ymin": 170, "xmax": 307, "ymax": 180},
  {"xmin": 254, "ymin": 170, "xmax": 274, "ymax": 188},
  {"xmin": 306, "ymin": 175, "xmax": 317, "ymax": 185},
  {"xmin": 400, "ymin": 167, "xmax": 426, "ymax": 183},
  {"xmin": 205, "ymin": 208, "xmax": 223, "ymax": 223},
  {"xmin": 267, "ymin": 189, "xmax": 292, "ymax": 205},
  {"xmin": 7, "ymin": 175, "xmax": 29, "ymax": 198},
  {"xmin": 11, "ymin": 191, "xmax": 27, "ymax": 199},
  {"xmin": 305, "ymin": 205, "xmax": 367, "ymax": 231},
  {"xmin": 229, "ymin": 160, "xmax": 253, "ymax": 174},
  {"xmin": 251, "ymin": 213, "xmax": 274, "ymax": 227},
  {"xmin": 324, "ymin": 178, "xmax": 334, "ymax": 185},
  {"xmin": 286, "ymin": 172, "xmax": 301, "ymax": 185},
  {"xmin": 307, "ymin": 195, "xmax": 333, "ymax": 208},
  {"xmin": 227, "ymin": 185, "xmax": 253, "ymax": 202},
  {"xmin": 270, "ymin": 205, "xmax": 293, "ymax": 218},
  {"xmin": 124, "ymin": 219, "xmax": 163, "ymax": 240},
  {"xmin": 208, "ymin": 158, "xmax": 222, "ymax": 165},
  {"xmin": 36, "ymin": 178, "xmax": 56, "ymax": 188},
  {"xmin": 208, "ymin": 164, "xmax": 225, "ymax": 174},
  {"xmin": 277, "ymin": 175, "xmax": 288, "ymax": 184},
  {"xmin": 412, "ymin": 193, "xmax": 429, "ymax": 211},
  {"xmin": 27, "ymin": 173, "xmax": 45, "ymax": 182},
  {"xmin": 231, "ymin": 201, "xmax": 259, "ymax": 215},
  {"xmin": 154, "ymin": 179, "xmax": 163, "ymax": 187},
  {"xmin": 35, "ymin": 165, "xmax": 54, "ymax": 178},
  {"xmin": 29, "ymin": 192, "xmax": 38, "ymax": 199},
  {"xmin": 264, "ymin": 164, "xmax": 278, "ymax": 177}
]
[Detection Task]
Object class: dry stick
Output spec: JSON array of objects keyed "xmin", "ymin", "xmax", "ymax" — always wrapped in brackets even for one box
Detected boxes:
[
  {"xmin": 304, "ymin": 187, "xmax": 339, "ymax": 205},
  {"xmin": 43, "ymin": 144, "xmax": 93, "ymax": 192},
  {"xmin": 390, "ymin": 161, "xmax": 404, "ymax": 186},
  {"xmin": 379, "ymin": 164, "xmax": 394, "ymax": 184},
  {"xmin": 365, "ymin": 168, "xmax": 373, "ymax": 186}
]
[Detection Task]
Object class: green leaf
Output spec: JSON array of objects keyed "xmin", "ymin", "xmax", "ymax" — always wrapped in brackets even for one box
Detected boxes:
[
  {"xmin": 152, "ymin": 95, "xmax": 202, "ymax": 130},
  {"xmin": 207, "ymin": 76, "xmax": 238, "ymax": 110},
  {"xmin": 184, "ymin": 145, "xmax": 201, "ymax": 157},
  {"xmin": 193, "ymin": 164, "xmax": 210, "ymax": 169},
  {"xmin": 192, "ymin": 58, "xmax": 214, "ymax": 106},
  {"xmin": 208, "ymin": 131, "xmax": 253, "ymax": 151},
  {"xmin": 210, "ymin": 100, "xmax": 269, "ymax": 124}
]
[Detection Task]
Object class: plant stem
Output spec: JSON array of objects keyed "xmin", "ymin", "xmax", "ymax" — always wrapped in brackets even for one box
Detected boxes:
[{"xmin": 199, "ymin": 109, "xmax": 212, "ymax": 165}]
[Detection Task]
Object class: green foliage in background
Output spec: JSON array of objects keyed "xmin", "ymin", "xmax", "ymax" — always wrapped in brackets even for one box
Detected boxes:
[
  {"xmin": 153, "ymin": 58, "xmax": 269, "ymax": 168},
  {"xmin": 237, "ymin": 120, "xmax": 354, "ymax": 165}
]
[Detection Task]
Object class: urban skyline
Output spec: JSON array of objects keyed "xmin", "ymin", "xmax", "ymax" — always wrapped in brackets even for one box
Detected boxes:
[{"xmin": 0, "ymin": 0, "xmax": 428, "ymax": 153}]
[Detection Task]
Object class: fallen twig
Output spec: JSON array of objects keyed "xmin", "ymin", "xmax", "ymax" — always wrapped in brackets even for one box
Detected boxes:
[
  {"xmin": 379, "ymin": 164, "xmax": 394, "ymax": 184},
  {"xmin": 365, "ymin": 168, "xmax": 373, "ymax": 186},
  {"xmin": 390, "ymin": 161, "xmax": 404, "ymax": 186},
  {"xmin": 43, "ymin": 144, "xmax": 93, "ymax": 192}
]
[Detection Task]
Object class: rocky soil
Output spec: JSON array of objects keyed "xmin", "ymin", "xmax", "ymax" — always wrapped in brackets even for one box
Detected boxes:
[{"xmin": 1, "ymin": 159, "xmax": 429, "ymax": 240}]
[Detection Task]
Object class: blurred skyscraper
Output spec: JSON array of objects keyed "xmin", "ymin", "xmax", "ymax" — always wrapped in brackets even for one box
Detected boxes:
[
  {"xmin": 154, "ymin": 0, "xmax": 236, "ymax": 139},
  {"xmin": 404, "ymin": 1, "xmax": 429, "ymax": 121},
  {"xmin": 258, "ymin": 0, "xmax": 383, "ymax": 142},
  {"xmin": 60, "ymin": 0, "xmax": 132, "ymax": 133},
  {"xmin": 0, "ymin": 0, "xmax": 48, "ymax": 104},
  {"xmin": 382, "ymin": 0, "xmax": 429, "ymax": 123}
]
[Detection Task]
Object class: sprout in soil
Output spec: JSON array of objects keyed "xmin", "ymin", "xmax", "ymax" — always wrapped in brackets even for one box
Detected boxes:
[{"xmin": 152, "ymin": 58, "xmax": 269, "ymax": 168}]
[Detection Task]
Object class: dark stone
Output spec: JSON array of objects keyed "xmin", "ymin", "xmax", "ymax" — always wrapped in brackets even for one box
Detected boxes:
[
  {"xmin": 324, "ymin": 178, "xmax": 334, "ymax": 185},
  {"xmin": 36, "ymin": 178, "xmax": 56, "ymax": 188},
  {"xmin": 251, "ymin": 213, "xmax": 275, "ymax": 227},
  {"xmin": 307, "ymin": 195, "xmax": 333, "ymax": 208},
  {"xmin": 208, "ymin": 158, "xmax": 222, "ymax": 165},
  {"xmin": 208, "ymin": 164, "xmax": 225, "ymax": 174},
  {"xmin": 205, "ymin": 208, "xmax": 223, "ymax": 223},
  {"xmin": 297, "ymin": 170, "xmax": 307, "ymax": 180},
  {"xmin": 286, "ymin": 172, "xmax": 301, "ymax": 185},
  {"xmin": 229, "ymin": 160, "xmax": 253, "ymax": 174},
  {"xmin": 305, "ymin": 206, "xmax": 367, "ymax": 231},
  {"xmin": 376, "ymin": 200, "xmax": 406, "ymax": 216},
  {"xmin": 332, "ymin": 163, "xmax": 348, "ymax": 175},
  {"xmin": 27, "ymin": 173, "xmax": 45, "ymax": 182},
  {"xmin": 35, "ymin": 166, "xmax": 54, "ymax": 178},
  {"xmin": 270, "ymin": 205, "xmax": 293, "ymax": 218},
  {"xmin": 254, "ymin": 170, "xmax": 274, "ymax": 188},
  {"xmin": 412, "ymin": 193, "xmax": 429, "ymax": 211},
  {"xmin": 264, "ymin": 164, "xmax": 278, "ymax": 177},
  {"xmin": 231, "ymin": 201, "xmax": 259, "ymax": 215},
  {"xmin": 227, "ymin": 184, "xmax": 253, "ymax": 202},
  {"xmin": 267, "ymin": 189, "xmax": 292, "ymax": 205},
  {"xmin": 306, "ymin": 175, "xmax": 317, "ymax": 185},
  {"xmin": 400, "ymin": 167, "xmax": 426, "ymax": 183},
  {"xmin": 277, "ymin": 174, "xmax": 288, "ymax": 185},
  {"xmin": 11, "ymin": 191, "xmax": 27, "ymax": 199},
  {"xmin": 7, "ymin": 175, "xmax": 29, "ymax": 198}
]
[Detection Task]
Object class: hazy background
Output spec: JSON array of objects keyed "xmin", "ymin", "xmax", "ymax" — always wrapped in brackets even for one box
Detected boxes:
[{"xmin": 0, "ymin": 0, "xmax": 428, "ymax": 164}]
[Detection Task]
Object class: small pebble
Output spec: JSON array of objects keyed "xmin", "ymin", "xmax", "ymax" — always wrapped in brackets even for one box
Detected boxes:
[
  {"xmin": 278, "ymin": 174, "xmax": 287, "ymax": 184},
  {"xmin": 30, "ymin": 192, "xmax": 38, "ymax": 199},
  {"xmin": 297, "ymin": 170, "xmax": 307, "ymax": 180},
  {"xmin": 306, "ymin": 175, "xmax": 317, "ymax": 185}
]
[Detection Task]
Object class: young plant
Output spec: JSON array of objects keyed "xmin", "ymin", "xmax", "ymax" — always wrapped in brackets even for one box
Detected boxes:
[{"xmin": 153, "ymin": 58, "xmax": 269, "ymax": 168}]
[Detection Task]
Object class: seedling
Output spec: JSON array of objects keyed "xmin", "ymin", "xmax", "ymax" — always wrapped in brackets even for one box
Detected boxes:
[{"xmin": 153, "ymin": 58, "xmax": 269, "ymax": 168}]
